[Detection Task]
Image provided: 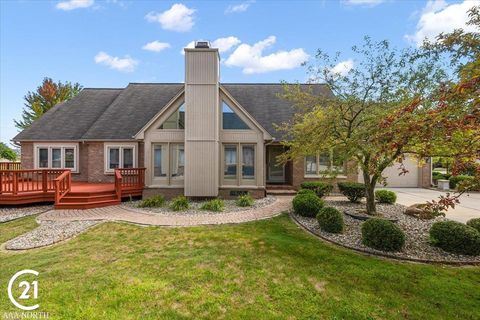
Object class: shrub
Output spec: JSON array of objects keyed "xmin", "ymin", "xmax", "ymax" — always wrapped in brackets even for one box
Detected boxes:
[
  {"xmin": 138, "ymin": 195, "xmax": 165, "ymax": 208},
  {"xmin": 466, "ymin": 218, "xmax": 480, "ymax": 233},
  {"xmin": 169, "ymin": 196, "xmax": 190, "ymax": 211},
  {"xmin": 361, "ymin": 218, "xmax": 405, "ymax": 252},
  {"xmin": 300, "ymin": 181, "xmax": 333, "ymax": 198},
  {"xmin": 449, "ymin": 175, "xmax": 473, "ymax": 189},
  {"xmin": 337, "ymin": 182, "xmax": 366, "ymax": 203},
  {"xmin": 236, "ymin": 193, "xmax": 254, "ymax": 207},
  {"xmin": 297, "ymin": 189, "xmax": 316, "ymax": 196},
  {"xmin": 375, "ymin": 190, "xmax": 397, "ymax": 204},
  {"xmin": 430, "ymin": 221, "xmax": 480, "ymax": 255},
  {"xmin": 200, "ymin": 198, "xmax": 225, "ymax": 212},
  {"xmin": 292, "ymin": 193, "xmax": 324, "ymax": 217},
  {"xmin": 316, "ymin": 207, "xmax": 344, "ymax": 233}
]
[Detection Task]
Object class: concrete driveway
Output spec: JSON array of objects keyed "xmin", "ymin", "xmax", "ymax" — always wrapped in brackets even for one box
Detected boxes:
[{"xmin": 385, "ymin": 188, "xmax": 480, "ymax": 223}]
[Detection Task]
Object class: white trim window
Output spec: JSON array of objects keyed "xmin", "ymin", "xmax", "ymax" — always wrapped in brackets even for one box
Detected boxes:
[
  {"xmin": 222, "ymin": 143, "xmax": 256, "ymax": 184},
  {"xmin": 34, "ymin": 144, "xmax": 78, "ymax": 172},
  {"xmin": 305, "ymin": 151, "xmax": 345, "ymax": 177},
  {"xmin": 104, "ymin": 143, "xmax": 137, "ymax": 173}
]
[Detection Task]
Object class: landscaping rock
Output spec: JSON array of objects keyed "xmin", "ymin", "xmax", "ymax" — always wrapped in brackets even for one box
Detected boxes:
[{"xmin": 0, "ymin": 205, "xmax": 53, "ymax": 223}]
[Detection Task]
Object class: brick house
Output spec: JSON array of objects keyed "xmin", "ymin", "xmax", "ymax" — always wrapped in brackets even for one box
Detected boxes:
[{"xmin": 13, "ymin": 42, "xmax": 431, "ymax": 200}]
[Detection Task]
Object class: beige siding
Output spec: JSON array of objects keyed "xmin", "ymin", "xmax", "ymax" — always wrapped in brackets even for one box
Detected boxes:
[{"xmin": 185, "ymin": 49, "xmax": 219, "ymax": 84}]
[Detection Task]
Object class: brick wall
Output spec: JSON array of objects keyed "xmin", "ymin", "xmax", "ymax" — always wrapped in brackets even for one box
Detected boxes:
[
  {"xmin": 143, "ymin": 188, "xmax": 184, "ymax": 200},
  {"xmin": 291, "ymin": 158, "xmax": 358, "ymax": 190},
  {"xmin": 20, "ymin": 142, "xmax": 33, "ymax": 169},
  {"xmin": 418, "ymin": 158, "xmax": 432, "ymax": 188}
]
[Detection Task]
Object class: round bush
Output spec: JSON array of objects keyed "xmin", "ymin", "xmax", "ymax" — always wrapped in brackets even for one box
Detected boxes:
[
  {"xmin": 297, "ymin": 189, "xmax": 316, "ymax": 196},
  {"xmin": 375, "ymin": 190, "xmax": 397, "ymax": 204},
  {"xmin": 449, "ymin": 175, "xmax": 474, "ymax": 189},
  {"xmin": 300, "ymin": 181, "xmax": 333, "ymax": 198},
  {"xmin": 466, "ymin": 218, "xmax": 480, "ymax": 233},
  {"xmin": 292, "ymin": 193, "xmax": 324, "ymax": 217},
  {"xmin": 235, "ymin": 194, "xmax": 254, "ymax": 207},
  {"xmin": 337, "ymin": 182, "xmax": 366, "ymax": 203},
  {"xmin": 429, "ymin": 221, "xmax": 480, "ymax": 256},
  {"xmin": 316, "ymin": 207, "xmax": 344, "ymax": 233},
  {"xmin": 361, "ymin": 218, "xmax": 405, "ymax": 252}
]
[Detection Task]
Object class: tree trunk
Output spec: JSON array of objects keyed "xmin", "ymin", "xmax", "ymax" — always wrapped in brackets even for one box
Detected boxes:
[{"xmin": 362, "ymin": 171, "xmax": 377, "ymax": 215}]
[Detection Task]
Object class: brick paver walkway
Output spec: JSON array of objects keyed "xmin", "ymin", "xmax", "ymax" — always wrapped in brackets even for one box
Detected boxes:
[{"xmin": 38, "ymin": 196, "xmax": 292, "ymax": 226}]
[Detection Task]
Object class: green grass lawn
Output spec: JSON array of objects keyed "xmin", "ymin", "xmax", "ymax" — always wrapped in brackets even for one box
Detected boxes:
[{"xmin": 0, "ymin": 214, "xmax": 479, "ymax": 320}]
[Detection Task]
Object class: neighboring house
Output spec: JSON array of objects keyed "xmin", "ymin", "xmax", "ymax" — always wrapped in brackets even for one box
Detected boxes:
[{"xmin": 13, "ymin": 42, "xmax": 431, "ymax": 199}]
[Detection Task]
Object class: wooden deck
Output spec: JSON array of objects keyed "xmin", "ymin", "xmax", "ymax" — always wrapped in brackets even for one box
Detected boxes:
[{"xmin": 0, "ymin": 168, "xmax": 145, "ymax": 209}]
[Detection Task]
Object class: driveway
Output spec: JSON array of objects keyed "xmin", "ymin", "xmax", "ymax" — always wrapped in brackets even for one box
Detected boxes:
[{"xmin": 385, "ymin": 188, "xmax": 480, "ymax": 223}]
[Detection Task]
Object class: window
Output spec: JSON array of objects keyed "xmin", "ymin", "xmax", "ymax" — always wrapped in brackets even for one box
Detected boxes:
[
  {"xmin": 152, "ymin": 143, "xmax": 185, "ymax": 183},
  {"xmin": 222, "ymin": 101, "xmax": 250, "ymax": 130},
  {"xmin": 104, "ymin": 144, "xmax": 137, "ymax": 173},
  {"xmin": 305, "ymin": 151, "xmax": 344, "ymax": 176},
  {"xmin": 159, "ymin": 103, "xmax": 185, "ymax": 129},
  {"xmin": 224, "ymin": 145, "xmax": 237, "ymax": 179},
  {"xmin": 35, "ymin": 144, "xmax": 78, "ymax": 171},
  {"xmin": 223, "ymin": 144, "xmax": 256, "ymax": 183}
]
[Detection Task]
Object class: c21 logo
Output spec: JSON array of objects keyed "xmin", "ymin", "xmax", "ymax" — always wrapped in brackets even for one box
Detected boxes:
[{"xmin": 7, "ymin": 269, "xmax": 40, "ymax": 311}]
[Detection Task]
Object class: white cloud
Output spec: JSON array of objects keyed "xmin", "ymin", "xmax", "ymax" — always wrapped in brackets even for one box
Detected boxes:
[
  {"xmin": 180, "ymin": 36, "xmax": 241, "ymax": 54},
  {"xmin": 405, "ymin": 0, "xmax": 480, "ymax": 46},
  {"xmin": 145, "ymin": 3, "xmax": 195, "ymax": 32},
  {"xmin": 225, "ymin": 0, "xmax": 254, "ymax": 14},
  {"xmin": 56, "ymin": 0, "xmax": 94, "ymax": 10},
  {"xmin": 94, "ymin": 51, "xmax": 138, "ymax": 72},
  {"xmin": 330, "ymin": 59, "xmax": 354, "ymax": 77},
  {"xmin": 142, "ymin": 41, "xmax": 171, "ymax": 52},
  {"xmin": 343, "ymin": 0, "xmax": 384, "ymax": 6},
  {"xmin": 224, "ymin": 36, "xmax": 309, "ymax": 74}
]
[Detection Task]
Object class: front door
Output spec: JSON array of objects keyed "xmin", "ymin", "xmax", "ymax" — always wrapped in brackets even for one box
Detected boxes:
[{"xmin": 267, "ymin": 146, "xmax": 285, "ymax": 183}]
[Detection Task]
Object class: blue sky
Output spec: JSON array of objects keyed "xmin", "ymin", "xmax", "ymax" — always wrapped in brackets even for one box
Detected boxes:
[{"xmin": 1, "ymin": 0, "xmax": 477, "ymax": 144}]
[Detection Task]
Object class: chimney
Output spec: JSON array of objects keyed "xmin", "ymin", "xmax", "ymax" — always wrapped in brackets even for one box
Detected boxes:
[{"xmin": 183, "ymin": 41, "xmax": 220, "ymax": 197}]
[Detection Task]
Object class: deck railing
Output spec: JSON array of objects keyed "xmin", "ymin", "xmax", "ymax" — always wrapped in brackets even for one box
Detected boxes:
[
  {"xmin": 0, "ymin": 162, "xmax": 21, "ymax": 171},
  {"xmin": 114, "ymin": 168, "xmax": 146, "ymax": 198},
  {"xmin": 0, "ymin": 169, "xmax": 66, "ymax": 195},
  {"xmin": 114, "ymin": 169, "xmax": 123, "ymax": 200},
  {"xmin": 54, "ymin": 170, "xmax": 72, "ymax": 203}
]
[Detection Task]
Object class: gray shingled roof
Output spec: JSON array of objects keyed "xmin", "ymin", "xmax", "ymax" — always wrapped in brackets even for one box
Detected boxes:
[{"xmin": 14, "ymin": 83, "xmax": 330, "ymax": 141}]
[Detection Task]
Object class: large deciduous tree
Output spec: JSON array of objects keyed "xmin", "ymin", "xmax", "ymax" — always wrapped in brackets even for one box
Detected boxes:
[
  {"xmin": 15, "ymin": 78, "xmax": 82, "ymax": 130},
  {"xmin": 0, "ymin": 142, "xmax": 17, "ymax": 161},
  {"xmin": 277, "ymin": 33, "xmax": 478, "ymax": 215}
]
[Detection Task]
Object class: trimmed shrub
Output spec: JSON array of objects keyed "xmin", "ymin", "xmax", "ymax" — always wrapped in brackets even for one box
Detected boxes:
[
  {"xmin": 338, "ymin": 182, "xmax": 366, "ymax": 203},
  {"xmin": 170, "ymin": 196, "xmax": 190, "ymax": 211},
  {"xmin": 449, "ymin": 175, "xmax": 473, "ymax": 189},
  {"xmin": 317, "ymin": 207, "xmax": 344, "ymax": 233},
  {"xmin": 138, "ymin": 195, "xmax": 165, "ymax": 208},
  {"xmin": 361, "ymin": 218, "xmax": 405, "ymax": 252},
  {"xmin": 430, "ymin": 221, "xmax": 480, "ymax": 255},
  {"xmin": 300, "ymin": 181, "xmax": 333, "ymax": 198},
  {"xmin": 235, "ymin": 194, "xmax": 254, "ymax": 207},
  {"xmin": 466, "ymin": 218, "xmax": 480, "ymax": 233},
  {"xmin": 292, "ymin": 193, "xmax": 324, "ymax": 217},
  {"xmin": 297, "ymin": 189, "xmax": 316, "ymax": 196},
  {"xmin": 375, "ymin": 190, "xmax": 397, "ymax": 204},
  {"xmin": 200, "ymin": 198, "xmax": 225, "ymax": 212}
]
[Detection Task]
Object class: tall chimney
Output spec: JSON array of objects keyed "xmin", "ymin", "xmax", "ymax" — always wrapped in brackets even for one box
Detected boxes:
[{"xmin": 184, "ymin": 42, "xmax": 220, "ymax": 197}]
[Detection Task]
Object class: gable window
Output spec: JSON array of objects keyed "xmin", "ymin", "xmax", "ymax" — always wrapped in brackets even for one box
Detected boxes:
[
  {"xmin": 152, "ymin": 143, "xmax": 185, "ymax": 184},
  {"xmin": 34, "ymin": 144, "xmax": 78, "ymax": 172},
  {"xmin": 222, "ymin": 143, "xmax": 256, "ymax": 184},
  {"xmin": 305, "ymin": 151, "xmax": 345, "ymax": 176},
  {"xmin": 159, "ymin": 103, "xmax": 185, "ymax": 129},
  {"xmin": 222, "ymin": 101, "xmax": 250, "ymax": 130},
  {"xmin": 104, "ymin": 144, "xmax": 137, "ymax": 173}
]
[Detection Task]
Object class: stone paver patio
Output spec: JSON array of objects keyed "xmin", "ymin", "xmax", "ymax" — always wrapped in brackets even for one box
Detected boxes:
[{"xmin": 38, "ymin": 196, "xmax": 292, "ymax": 226}]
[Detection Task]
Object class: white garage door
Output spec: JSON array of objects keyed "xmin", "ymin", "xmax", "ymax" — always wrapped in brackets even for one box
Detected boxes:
[{"xmin": 359, "ymin": 156, "xmax": 419, "ymax": 187}]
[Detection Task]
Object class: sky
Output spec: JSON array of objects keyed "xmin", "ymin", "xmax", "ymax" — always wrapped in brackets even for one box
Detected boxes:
[{"xmin": 1, "ymin": 0, "xmax": 478, "ymax": 145}]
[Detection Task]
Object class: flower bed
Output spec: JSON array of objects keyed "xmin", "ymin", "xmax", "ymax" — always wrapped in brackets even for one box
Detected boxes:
[
  {"xmin": 122, "ymin": 196, "xmax": 276, "ymax": 215},
  {"xmin": 292, "ymin": 198, "xmax": 480, "ymax": 264}
]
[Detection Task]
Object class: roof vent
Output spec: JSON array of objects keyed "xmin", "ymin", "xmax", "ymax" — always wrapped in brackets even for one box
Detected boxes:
[{"xmin": 195, "ymin": 41, "xmax": 210, "ymax": 49}]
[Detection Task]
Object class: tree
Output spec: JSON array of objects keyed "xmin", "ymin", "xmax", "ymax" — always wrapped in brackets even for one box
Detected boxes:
[
  {"xmin": 15, "ymin": 78, "xmax": 82, "ymax": 130},
  {"xmin": 277, "ymin": 36, "xmax": 465, "ymax": 215},
  {"xmin": 0, "ymin": 142, "xmax": 17, "ymax": 161}
]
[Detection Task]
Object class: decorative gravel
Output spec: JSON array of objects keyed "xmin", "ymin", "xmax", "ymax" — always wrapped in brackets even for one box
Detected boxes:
[
  {"xmin": 4, "ymin": 220, "xmax": 100, "ymax": 250},
  {"xmin": 292, "ymin": 198, "xmax": 480, "ymax": 264},
  {"xmin": 122, "ymin": 196, "xmax": 277, "ymax": 216},
  {"xmin": 0, "ymin": 205, "xmax": 53, "ymax": 223}
]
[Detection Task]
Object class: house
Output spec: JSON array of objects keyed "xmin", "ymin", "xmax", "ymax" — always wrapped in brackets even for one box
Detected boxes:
[{"xmin": 12, "ymin": 42, "xmax": 431, "ymax": 204}]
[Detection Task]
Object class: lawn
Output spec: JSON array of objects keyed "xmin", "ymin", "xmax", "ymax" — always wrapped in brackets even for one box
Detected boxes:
[{"xmin": 0, "ymin": 214, "xmax": 479, "ymax": 319}]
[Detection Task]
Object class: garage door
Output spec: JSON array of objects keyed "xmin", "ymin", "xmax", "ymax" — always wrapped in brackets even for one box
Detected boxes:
[{"xmin": 359, "ymin": 157, "xmax": 419, "ymax": 187}]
